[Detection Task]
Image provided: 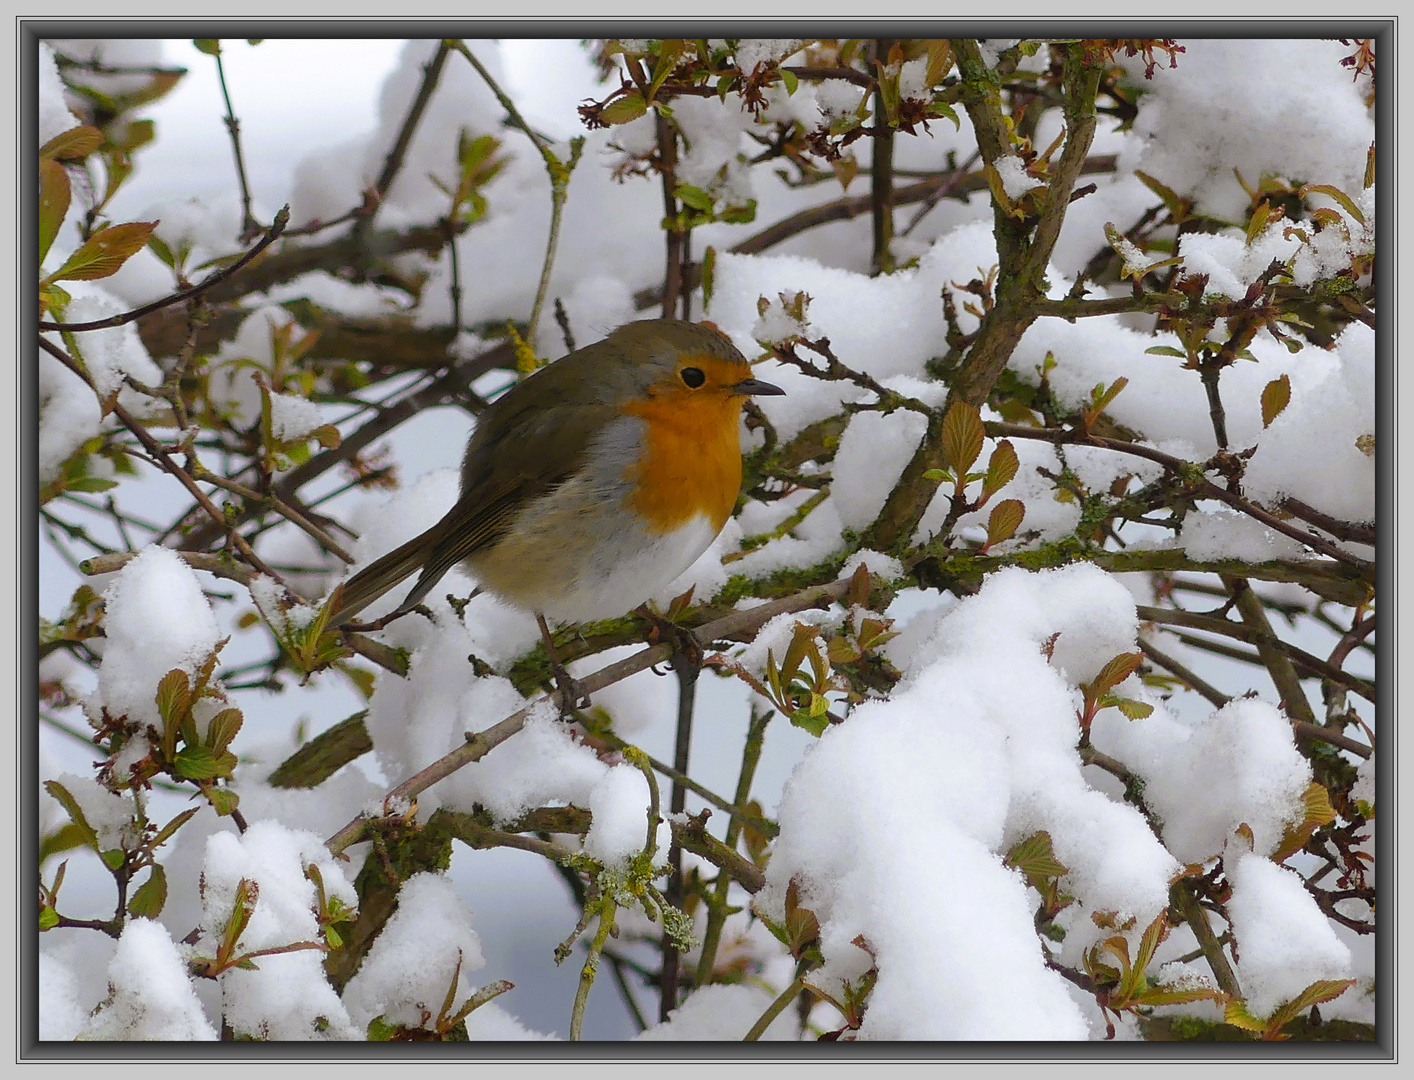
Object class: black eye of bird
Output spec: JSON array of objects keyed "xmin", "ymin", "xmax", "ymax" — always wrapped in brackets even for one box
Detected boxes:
[{"xmin": 680, "ymin": 366, "xmax": 706, "ymax": 388}]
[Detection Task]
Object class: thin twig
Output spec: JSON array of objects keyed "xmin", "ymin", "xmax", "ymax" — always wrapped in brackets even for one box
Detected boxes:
[
  {"xmin": 1171, "ymin": 880, "xmax": 1241, "ymax": 999},
  {"xmin": 696, "ymin": 705, "xmax": 771, "ymax": 987},
  {"xmin": 177, "ymin": 340, "xmax": 510, "ymax": 553},
  {"xmin": 1329, "ymin": 612, "xmax": 1376, "ymax": 670},
  {"xmin": 450, "ymin": 39, "xmax": 583, "ymax": 351},
  {"xmin": 607, "ymin": 952, "xmax": 650, "ymax": 1033},
  {"xmin": 869, "ymin": 38, "xmax": 896, "ymax": 275},
  {"xmin": 1280, "ymin": 498, "xmax": 1375, "ymax": 547},
  {"xmin": 1136, "ymin": 605, "xmax": 1375, "ymax": 703},
  {"xmin": 1137, "ymin": 638, "xmax": 1229, "ymax": 708},
  {"xmin": 657, "ymin": 110, "xmax": 684, "ymax": 319},
  {"xmin": 372, "ymin": 42, "xmax": 451, "ymax": 209},
  {"xmin": 589, "ymin": 732, "xmax": 776, "ymax": 838},
  {"xmin": 569, "ymin": 898, "xmax": 617, "ymax": 1041},
  {"xmin": 1224, "ymin": 577, "xmax": 1316, "ymax": 725},
  {"xmin": 985, "ymin": 421, "xmax": 1376, "ymax": 573},
  {"xmin": 38, "ymin": 207, "xmax": 290, "ymax": 334},
  {"xmin": 1289, "ymin": 721, "xmax": 1371, "ymax": 759},
  {"xmin": 189, "ymin": 465, "xmax": 354, "ymax": 563},
  {"xmin": 210, "ymin": 44, "xmax": 261, "ymax": 242},
  {"xmin": 659, "ymin": 650, "xmax": 700, "ymax": 1021},
  {"xmin": 744, "ymin": 969, "xmax": 807, "ymax": 1041}
]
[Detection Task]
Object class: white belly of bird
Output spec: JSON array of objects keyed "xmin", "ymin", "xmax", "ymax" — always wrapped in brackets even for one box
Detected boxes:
[{"xmin": 547, "ymin": 512, "xmax": 719, "ymax": 624}]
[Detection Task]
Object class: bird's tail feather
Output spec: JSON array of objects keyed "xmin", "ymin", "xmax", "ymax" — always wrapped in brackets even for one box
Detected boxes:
[{"xmin": 329, "ymin": 523, "xmax": 442, "ymax": 627}]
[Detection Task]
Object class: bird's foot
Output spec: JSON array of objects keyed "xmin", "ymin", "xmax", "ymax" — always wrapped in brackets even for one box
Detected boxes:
[
  {"xmin": 636, "ymin": 605, "xmax": 704, "ymax": 674},
  {"xmin": 536, "ymin": 613, "xmax": 591, "ymax": 716}
]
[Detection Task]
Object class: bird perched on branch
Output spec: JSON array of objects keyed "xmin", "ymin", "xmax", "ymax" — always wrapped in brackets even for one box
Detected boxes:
[{"xmin": 329, "ymin": 318, "xmax": 784, "ymax": 699}]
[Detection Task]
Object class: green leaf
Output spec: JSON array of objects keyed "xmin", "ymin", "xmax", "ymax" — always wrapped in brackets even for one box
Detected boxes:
[
  {"xmin": 1224, "ymin": 998, "xmax": 1266, "ymax": 1032},
  {"xmin": 204, "ymin": 707, "xmax": 244, "ymax": 752},
  {"xmin": 646, "ymin": 39, "xmax": 685, "ymax": 101},
  {"xmin": 675, "ymin": 183, "xmax": 715, "ymax": 212},
  {"xmin": 1246, "ymin": 201, "xmax": 1274, "ymax": 245},
  {"xmin": 173, "ymin": 744, "xmax": 235, "ymax": 781},
  {"xmin": 1260, "ymin": 374, "xmax": 1290, "ymax": 428},
  {"xmin": 1113, "ymin": 697, "xmax": 1154, "ymax": 720},
  {"xmin": 941, "ymin": 400, "xmax": 985, "ymax": 475},
  {"xmin": 1145, "ymin": 344, "xmax": 1188, "ymax": 358},
  {"xmin": 1005, "ymin": 830, "xmax": 1069, "ymax": 884},
  {"xmin": 600, "ymin": 91, "xmax": 648, "ymax": 126},
  {"xmin": 40, "ymin": 125, "xmax": 104, "ymax": 161},
  {"xmin": 789, "ymin": 708, "xmax": 830, "ymax": 738},
  {"xmin": 42, "ymin": 781, "xmax": 100, "ymax": 853},
  {"xmin": 719, "ymin": 199, "xmax": 757, "ymax": 225},
  {"xmin": 984, "ymin": 499, "xmax": 1025, "ymax": 549},
  {"xmin": 1273, "ymin": 781, "xmax": 1340, "ymax": 862},
  {"xmin": 780, "ymin": 622, "xmax": 817, "ymax": 684},
  {"xmin": 38, "ymin": 158, "xmax": 71, "ymax": 267},
  {"xmin": 1089, "ymin": 376, "xmax": 1129, "ymax": 416},
  {"xmin": 780, "ymin": 67, "xmax": 799, "ymax": 95},
  {"xmin": 42, "ymin": 221, "xmax": 158, "ymax": 285},
  {"xmin": 366, "ymin": 1016, "xmax": 399, "ymax": 1041},
  {"xmin": 39, "ymin": 822, "xmax": 89, "ymax": 863},
  {"xmin": 147, "ymin": 233, "xmax": 178, "ymax": 269},
  {"xmin": 1267, "ymin": 979, "xmax": 1357, "ymax": 1035},
  {"xmin": 101, "ymin": 848, "xmax": 126, "ymax": 871},
  {"xmin": 783, "ymin": 880, "xmax": 821, "ymax": 957},
  {"xmin": 1090, "ymin": 652, "xmax": 1144, "ymax": 695},
  {"xmin": 38, "ymin": 906, "xmax": 60, "ymax": 931},
  {"xmin": 826, "ymin": 637, "xmax": 862, "ymax": 665},
  {"xmin": 926, "ymin": 100, "xmax": 961, "ymax": 129},
  {"xmin": 128, "ymin": 864, "xmax": 168, "ymax": 918},
  {"xmin": 1135, "ymin": 169, "xmax": 1191, "ymax": 223},
  {"xmin": 64, "ymin": 477, "xmax": 120, "ymax": 494},
  {"xmin": 1298, "ymin": 183, "xmax": 1365, "ymax": 226},
  {"xmin": 981, "ymin": 439, "xmax": 1019, "ymax": 501},
  {"xmin": 208, "ymin": 787, "xmax": 241, "ymax": 817},
  {"xmin": 193, "ymin": 39, "xmax": 222, "ymax": 56},
  {"xmin": 155, "ymin": 668, "xmax": 191, "ymax": 756},
  {"xmin": 1133, "ymin": 983, "xmax": 1226, "ymax": 1008}
]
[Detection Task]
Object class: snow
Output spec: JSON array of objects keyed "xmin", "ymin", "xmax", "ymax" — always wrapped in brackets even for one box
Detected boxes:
[
  {"xmin": 39, "ymin": 950, "xmax": 90, "ymax": 1041},
  {"xmin": 1226, "ymin": 851, "xmax": 1353, "ymax": 1019},
  {"xmin": 636, "ymin": 983, "xmax": 796, "ymax": 1040},
  {"xmin": 341, "ymin": 872, "xmax": 486, "ymax": 1035},
  {"xmin": 268, "ymin": 391, "xmax": 325, "ymax": 442},
  {"xmin": 90, "ymin": 546, "xmax": 222, "ymax": 732},
  {"xmin": 1117, "ymin": 39, "xmax": 1374, "ymax": 225},
  {"xmin": 755, "ymin": 564, "xmax": 1174, "ymax": 1038},
  {"xmin": 994, "ymin": 154, "xmax": 1041, "ymax": 200},
  {"xmin": 79, "ymin": 919, "xmax": 219, "ymax": 1040},
  {"xmin": 1092, "ymin": 696, "xmax": 1313, "ymax": 864},
  {"xmin": 196, "ymin": 821, "xmax": 360, "ymax": 1040},
  {"xmin": 38, "ymin": 282, "xmax": 164, "ymax": 485}
]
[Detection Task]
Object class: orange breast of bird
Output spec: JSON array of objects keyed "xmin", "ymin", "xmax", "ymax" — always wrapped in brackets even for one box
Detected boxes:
[{"xmin": 620, "ymin": 355, "xmax": 749, "ymax": 536}]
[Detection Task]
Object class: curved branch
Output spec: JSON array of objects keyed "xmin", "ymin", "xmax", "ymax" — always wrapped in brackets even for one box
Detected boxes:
[
  {"xmin": 325, "ymin": 576, "xmax": 854, "ymax": 856},
  {"xmin": 985, "ymin": 422, "xmax": 1376, "ymax": 575},
  {"xmin": 38, "ymin": 206, "xmax": 290, "ymax": 334}
]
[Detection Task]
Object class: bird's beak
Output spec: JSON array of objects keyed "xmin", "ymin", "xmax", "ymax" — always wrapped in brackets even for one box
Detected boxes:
[{"xmin": 732, "ymin": 377, "xmax": 786, "ymax": 397}]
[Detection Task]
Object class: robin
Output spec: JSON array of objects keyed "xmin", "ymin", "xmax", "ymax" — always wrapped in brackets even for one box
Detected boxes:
[{"xmin": 330, "ymin": 318, "xmax": 784, "ymax": 696}]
